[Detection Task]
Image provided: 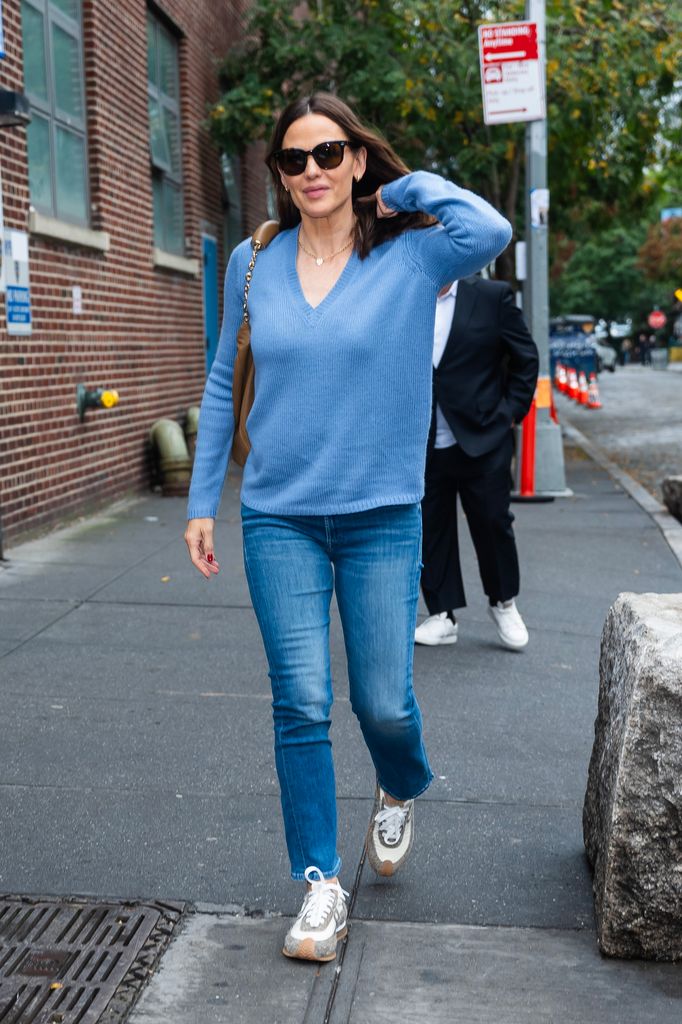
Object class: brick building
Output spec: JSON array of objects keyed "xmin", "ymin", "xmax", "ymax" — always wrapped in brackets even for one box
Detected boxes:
[{"xmin": 0, "ymin": 0, "xmax": 268, "ymax": 553}]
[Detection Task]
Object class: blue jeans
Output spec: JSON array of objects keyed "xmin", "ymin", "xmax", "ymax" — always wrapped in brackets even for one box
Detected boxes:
[{"xmin": 241, "ymin": 502, "xmax": 433, "ymax": 881}]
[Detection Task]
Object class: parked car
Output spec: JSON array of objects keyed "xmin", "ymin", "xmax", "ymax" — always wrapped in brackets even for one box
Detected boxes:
[
  {"xmin": 608, "ymin": 319, "xmax": 633, "ymax": 340},
  {"xmin": 593, "ymin": 338, "xmax": 617, "ymax": 372},
  {"xmin": 549, "ymin": 315, "xmax": 617, "ymax": 373}
]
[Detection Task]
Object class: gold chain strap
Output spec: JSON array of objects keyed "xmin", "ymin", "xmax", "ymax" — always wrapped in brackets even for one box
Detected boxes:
[{"xmin": 242, "ymin": 240, "xmax": 263, "ymax": 325}]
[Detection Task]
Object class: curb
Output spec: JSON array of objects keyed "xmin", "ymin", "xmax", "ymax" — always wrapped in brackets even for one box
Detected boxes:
[{"xmin": 562, "ymin": 423, "xmax": 682, "ymax": 572}]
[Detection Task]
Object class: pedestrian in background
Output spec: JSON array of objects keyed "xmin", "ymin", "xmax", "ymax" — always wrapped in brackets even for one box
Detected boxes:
[
  {"xmin": 634, "ymin": 331, "xmax": 647, "ymax": 364},
  {"xmin": 415, "ymin": 276, "xmax": 538, "ymax": 650},
  {"xmin": 642, "ymin": 333, "xmax": 653, "ymax": 366},
  {"xmin": 184, "ymin": 92, "xmax": 511, "ymax": 963},
  {"xmin": 620, "ymin": 337, "xmax": 632, "ymax": 366}
]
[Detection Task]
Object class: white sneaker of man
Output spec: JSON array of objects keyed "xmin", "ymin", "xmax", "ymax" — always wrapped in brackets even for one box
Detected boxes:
[
  {"xmin": 282, "ymin": 866, "xmax": 348, "ymax": 962},
  {"xmin": 488, "ymin": 599, "xmax": 529, "ymax": 649},
  {"xmin": 414, "ymin": 611, "xmax": 458, "ymax": 646}
]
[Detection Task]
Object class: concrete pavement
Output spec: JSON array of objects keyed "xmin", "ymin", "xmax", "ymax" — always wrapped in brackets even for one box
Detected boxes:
[{"xmin": 1, "ymin": 445, "xmax": 682, "ymax": 1021}]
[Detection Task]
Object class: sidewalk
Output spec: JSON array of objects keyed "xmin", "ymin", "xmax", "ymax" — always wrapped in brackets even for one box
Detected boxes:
[{"xmin": 1, "ymin": 447, "xmax": 682, "ymax": 1022}]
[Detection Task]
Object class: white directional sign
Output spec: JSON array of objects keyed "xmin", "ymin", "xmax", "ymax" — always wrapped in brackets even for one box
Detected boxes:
[{"xmin": 478, "ymin": 21, "xmax": 546, "ymax": 125}]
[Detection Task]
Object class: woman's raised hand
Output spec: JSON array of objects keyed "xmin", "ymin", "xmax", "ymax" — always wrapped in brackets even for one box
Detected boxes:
[
  {"xmin": 184, "ymin": 517, "xmax": 220, "ymax": 578},
  {"xmin": 375, "ymin": 186, "xmax": 397, "ymax": 219}
]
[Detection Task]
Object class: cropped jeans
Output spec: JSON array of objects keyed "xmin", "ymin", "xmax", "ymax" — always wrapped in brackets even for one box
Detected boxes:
[{"xmin": 241, "ymin": 502, "xmax": 433, "ymax": 881}]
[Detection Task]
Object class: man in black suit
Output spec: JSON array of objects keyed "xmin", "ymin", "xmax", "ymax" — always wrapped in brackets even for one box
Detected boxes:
[{"xmin": 415, "ymin": 276, "xmax": 538, "ymax": 650}]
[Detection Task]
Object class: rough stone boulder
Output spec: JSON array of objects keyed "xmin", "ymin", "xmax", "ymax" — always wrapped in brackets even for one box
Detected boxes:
[
  {"xmin": 662, "ymin": 477, "xmax": 682, "ymax": 523},
  {"xmin": 583, "ymin": 592, "xmax": 682, "ymax": 960}
]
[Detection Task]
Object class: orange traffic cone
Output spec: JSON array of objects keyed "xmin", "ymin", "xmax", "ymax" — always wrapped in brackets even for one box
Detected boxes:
[
  {"xmin": 556, "ymin": 362, "xmax": 567, "ymax": 393},
  {"xmin": 587, "ymin": 372, "xmax": 602, "ymax": 409},
  {"xmin": 567, "ymin": 367, "xmax": 579, "ymax": 401},
  {"xmin": 578, "ymin": 370, "xmax": 589, "ymax": 406}
]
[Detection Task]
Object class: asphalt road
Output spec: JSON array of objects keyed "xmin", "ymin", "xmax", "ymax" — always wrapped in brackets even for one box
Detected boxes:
[{"xmin": 556, "ymin": 363, "xmax": 682, "ymax": 500}]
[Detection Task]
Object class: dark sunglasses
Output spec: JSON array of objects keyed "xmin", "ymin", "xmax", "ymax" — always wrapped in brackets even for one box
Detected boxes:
[{"xmin": 274, "ymin": 140, "xmax": 349, "ymax": 176}]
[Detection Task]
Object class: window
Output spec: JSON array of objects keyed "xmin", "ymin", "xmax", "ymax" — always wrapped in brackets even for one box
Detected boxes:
[
  {"xmin": 21, "ymin": 0, "xmax": 89, "ymax": 225},
  {"xmin": 147, "ymin": 12, "xmax": 183, "ymax": 255}
]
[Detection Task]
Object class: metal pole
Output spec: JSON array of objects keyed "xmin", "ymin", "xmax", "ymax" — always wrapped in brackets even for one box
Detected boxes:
[{"xmin": 521, "ymin": 0, "xmax": 570, "ymax": 496}]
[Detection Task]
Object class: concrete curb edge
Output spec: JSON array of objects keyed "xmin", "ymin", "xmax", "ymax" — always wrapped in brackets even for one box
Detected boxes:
[{"xmin": 562, "ymin": 423, "xmax": 682, "ymax": 573}]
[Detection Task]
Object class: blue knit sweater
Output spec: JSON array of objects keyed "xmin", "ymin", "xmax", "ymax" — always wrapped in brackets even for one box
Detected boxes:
[{"xmin": 187, "ymin": 172, "xmax": 511, "ymax": 519}]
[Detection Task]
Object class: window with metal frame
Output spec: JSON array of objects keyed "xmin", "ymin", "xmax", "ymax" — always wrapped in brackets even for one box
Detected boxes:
[
  {"xmin": 21, "ymin": 0, "xmax": 89, "ymax": 225},
  {"xmin": 147, "ymin": 11, "xmax": 184, "ymax": 256}
]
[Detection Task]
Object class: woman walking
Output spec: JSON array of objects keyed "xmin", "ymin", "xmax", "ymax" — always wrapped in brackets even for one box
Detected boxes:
[{"xmin": 185, "ymin": 93, "xmax": 511, "ymax": 962}]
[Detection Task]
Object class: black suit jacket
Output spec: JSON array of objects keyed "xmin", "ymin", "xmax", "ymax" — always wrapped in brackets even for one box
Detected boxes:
[{"xmin": 429, "ymin": 276, "xmax": 539, "ymax": 458}]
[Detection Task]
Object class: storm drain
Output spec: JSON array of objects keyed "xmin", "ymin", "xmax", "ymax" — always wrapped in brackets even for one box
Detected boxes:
[{"xmin": 0, "ymin": 896, "xmax": 183, "ymax": 1024}]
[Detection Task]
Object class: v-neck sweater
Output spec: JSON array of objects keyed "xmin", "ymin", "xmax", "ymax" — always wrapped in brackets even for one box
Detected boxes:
[{"xmin": 187, "ymin": 171, "xmax": 511, "ymax": 519}]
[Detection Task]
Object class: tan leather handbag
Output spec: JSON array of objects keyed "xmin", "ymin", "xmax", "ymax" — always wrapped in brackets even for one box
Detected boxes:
[{"xmin": 231, "ymin": 220, "xmax": 279, "ymax": 466}]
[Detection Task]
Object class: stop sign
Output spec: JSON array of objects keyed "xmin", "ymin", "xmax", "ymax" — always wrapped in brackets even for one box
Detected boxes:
[{"xmin": 648, "ymin": 310, "xmax": 667, "ymax": 329}]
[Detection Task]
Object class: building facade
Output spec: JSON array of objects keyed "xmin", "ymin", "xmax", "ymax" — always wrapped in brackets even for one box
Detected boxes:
[{"xmin": 0, "ymin": 0, "xmax": 268, "ymax": 552}]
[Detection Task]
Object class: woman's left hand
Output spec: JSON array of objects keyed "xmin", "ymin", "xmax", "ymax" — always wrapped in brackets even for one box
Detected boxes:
[{"xmin": 375, "ymin": 187, "xmax": 397, "ymax": 219}]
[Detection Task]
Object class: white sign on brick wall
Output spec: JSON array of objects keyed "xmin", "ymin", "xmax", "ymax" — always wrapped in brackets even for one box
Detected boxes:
[{"xmin": 6, "ymin": 230, "xmax": 32, "ymax": 335}]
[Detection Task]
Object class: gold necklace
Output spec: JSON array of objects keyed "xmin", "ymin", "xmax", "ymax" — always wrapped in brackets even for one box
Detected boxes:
[{"xmin": 298, "ymin": 229, "xmax": 354, "ymax": 267}]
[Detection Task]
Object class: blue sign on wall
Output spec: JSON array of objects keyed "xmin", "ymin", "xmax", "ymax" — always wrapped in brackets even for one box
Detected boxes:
[
  {"xmin": 0, "ymin": 1, "xmax": 5, "ymax": 59},
  {"xmin": 7, "ymin": 286, "xmax": 32, "ymax": 332}
]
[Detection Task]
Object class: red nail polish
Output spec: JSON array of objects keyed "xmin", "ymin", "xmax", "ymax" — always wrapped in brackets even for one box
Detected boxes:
[{"xmin": 207, "ymin": 553, "xmax": 214, "ymax": 563}]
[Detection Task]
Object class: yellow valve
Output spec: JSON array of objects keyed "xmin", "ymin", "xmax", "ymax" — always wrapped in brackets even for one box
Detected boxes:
[
  {"xmin": 77, "ymin": 383, "xmax": 121, "ymax": 421},
  {"xmin": 100, "ymin": 389, "xmax": 119, "ymax": 409}
]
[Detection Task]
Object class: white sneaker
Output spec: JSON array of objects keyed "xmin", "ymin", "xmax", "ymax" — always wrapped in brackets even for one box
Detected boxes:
[
  {"xmin": 414, "ymin": 611, "xmax": 458, "ymax": 646},
  {"xmin": 488, "ymin": 599, "xmax": 529, "ymax": 649},
  {"xmin": 282, "ymin": 866, "xmax": 348, "ymax": 962},
  {"xmin": 366, "ymin": 785, "xmax": 414, "ymax": 877}
]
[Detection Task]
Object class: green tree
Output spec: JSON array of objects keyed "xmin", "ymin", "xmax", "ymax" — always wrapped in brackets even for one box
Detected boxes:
[
  {"xmin": 209, "ymin": 0, "xmax": 680, "ymax": 279},
  {"xmin": 638, "ymin": 218, "xmax": 682, "ymax": 302},
  {"xmin": 550, "ymin": 221, "xmax": 681, "ymax": 324},
  {"xmin": 548, "ymin": 223, "xmax": 647, "ymax": 319}
]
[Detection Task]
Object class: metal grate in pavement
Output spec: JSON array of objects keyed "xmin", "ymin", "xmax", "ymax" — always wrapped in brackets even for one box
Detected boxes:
[{"xmin": 0, "ymin": 897, "xmax": 182, "ymax": 1024}]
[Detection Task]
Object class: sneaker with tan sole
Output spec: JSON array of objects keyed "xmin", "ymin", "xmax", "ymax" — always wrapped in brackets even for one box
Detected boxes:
[
  {"xmin": 366, "ymin": 785, "xmax": 414, "ymax": 876},
  {"xmin": 282, "ymin": 866, "xmax": 348, "ymax": 962}
]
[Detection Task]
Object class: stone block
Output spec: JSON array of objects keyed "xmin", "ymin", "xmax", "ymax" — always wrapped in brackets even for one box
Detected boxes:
[
  {"xmin": 583, "ymin": 592, "xmax": 682, "ymax": 960},
  {"xmin": 662, "ymin": 477, "xmax": 682, "ymax": 523}
]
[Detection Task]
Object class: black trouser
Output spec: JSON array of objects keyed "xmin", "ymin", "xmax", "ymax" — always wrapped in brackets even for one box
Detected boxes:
[{"xmin": 420, "ymin": 432, "xmax": 519, "ymax": 614}]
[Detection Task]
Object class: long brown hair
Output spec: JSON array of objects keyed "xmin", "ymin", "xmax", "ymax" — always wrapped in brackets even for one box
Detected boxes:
[{"xmin": 265, "ymin": 93, "xmax": 432, "ymax": 259}]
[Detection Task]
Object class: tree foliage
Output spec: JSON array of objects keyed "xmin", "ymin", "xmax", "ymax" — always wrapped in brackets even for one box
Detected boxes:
[
  {"xmin": 638, "ymin": 218, "xmax": 682, "ymax": 294},
  {"xmin": 551, "ymin": 219, "xmax": 682, "ymax": 324},
  {"xmin": 550, "ymin": 224, "xmax": 648, "ymax": 320},
  {"xmin": 209, "ymin": 0, "xmax": 681, "ymax": 297}
]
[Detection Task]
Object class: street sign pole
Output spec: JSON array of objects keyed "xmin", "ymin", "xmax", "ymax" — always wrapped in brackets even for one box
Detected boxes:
[{"xmin": 522, "ymin": 0, "xmax": 570, "ymax": 496}]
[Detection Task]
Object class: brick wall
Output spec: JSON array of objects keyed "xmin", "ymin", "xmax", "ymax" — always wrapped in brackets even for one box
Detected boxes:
[{"xmin": 0, "ymin": 0, "xmax": 268, "ymax": 548}]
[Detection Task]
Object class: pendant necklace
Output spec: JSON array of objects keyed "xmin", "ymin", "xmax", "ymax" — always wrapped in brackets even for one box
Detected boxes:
[{"xmin": 298, "ymin": 229, "xmax": 353, "ymax": 267}]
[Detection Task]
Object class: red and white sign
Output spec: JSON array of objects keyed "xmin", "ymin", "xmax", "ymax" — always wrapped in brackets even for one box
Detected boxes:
[
  {"xmin": 478, "ymin": 21, "xmax": 546, "ymax": 126},
  {"xmin": 648, "ymin": 310, "xmax": 667, "ymax": 329}
]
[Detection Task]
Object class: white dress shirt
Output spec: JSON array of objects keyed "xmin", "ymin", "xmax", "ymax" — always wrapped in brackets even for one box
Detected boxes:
[{"xmin": 433, "ymin": 280, "xmax": 458, "ymax": 449}]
